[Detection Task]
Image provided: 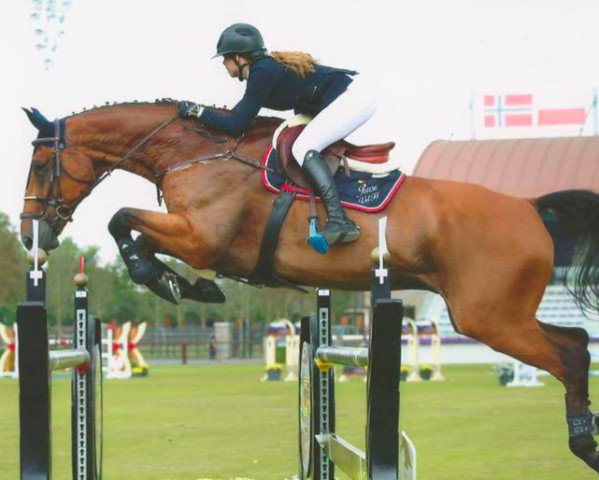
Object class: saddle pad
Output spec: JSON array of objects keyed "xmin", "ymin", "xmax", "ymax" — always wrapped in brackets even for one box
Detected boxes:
[{"xmin": 261, "ymin": 145, "xmax": 406, "ymax": 213}]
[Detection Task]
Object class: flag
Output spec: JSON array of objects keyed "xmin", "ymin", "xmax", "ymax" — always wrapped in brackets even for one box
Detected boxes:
[
  {"xmin": 484, "ymin": 94, "xmax": 533, "ymax": 127},
  {"xmin": 537, "ymin": 108, "xmax": 586, "ymax": 126},
  {"xmin": 482, "ymin": 93, "xmax": 588, "ymax": 128}
]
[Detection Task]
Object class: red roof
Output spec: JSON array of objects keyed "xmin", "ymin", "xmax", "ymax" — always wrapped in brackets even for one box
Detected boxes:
[{"xmin": 413, "ymin": 137, "xmax": 599, "ymax": 198}]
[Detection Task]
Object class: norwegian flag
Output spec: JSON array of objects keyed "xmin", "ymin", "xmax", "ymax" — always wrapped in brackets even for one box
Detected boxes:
[{"xmin": 484, "ymin": 94, "xmax": 533, "ymax": 127}]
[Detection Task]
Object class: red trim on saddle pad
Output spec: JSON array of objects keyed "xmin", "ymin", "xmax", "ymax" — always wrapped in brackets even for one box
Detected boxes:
[{"xmin": 260, "ymin": 144, "xmax": 406, "ymax": 213}]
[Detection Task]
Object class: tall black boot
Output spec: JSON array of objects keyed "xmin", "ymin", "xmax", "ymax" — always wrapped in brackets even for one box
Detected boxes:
[{"xmin": 302, "ymin": 150, "xmax": 360, "ymax": 245}]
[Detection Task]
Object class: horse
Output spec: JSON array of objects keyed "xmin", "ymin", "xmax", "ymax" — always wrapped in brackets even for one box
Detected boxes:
[{"xmin": 19, "ymin": 100, "xmax": 599, "ymax": 474}]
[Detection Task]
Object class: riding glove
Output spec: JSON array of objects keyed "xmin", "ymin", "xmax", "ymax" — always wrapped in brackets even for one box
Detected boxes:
[{"xmin": 177, "ymin": 101, "xmax": 204, "ymax": 119}]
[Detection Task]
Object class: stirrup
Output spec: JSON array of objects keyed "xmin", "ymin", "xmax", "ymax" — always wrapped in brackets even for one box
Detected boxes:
[
  {"xmin": 308, "ymin": 216, "xmax": 329, "ymax": 254},
  {"xmin": 323, "ymin": 219, "xmax": 361, "ymax": 245}
]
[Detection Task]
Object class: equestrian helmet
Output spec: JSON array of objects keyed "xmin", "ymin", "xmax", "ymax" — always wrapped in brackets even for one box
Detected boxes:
[{"xmin": 213, "ymin": 23, "xmax": 266, "ymax": 59}]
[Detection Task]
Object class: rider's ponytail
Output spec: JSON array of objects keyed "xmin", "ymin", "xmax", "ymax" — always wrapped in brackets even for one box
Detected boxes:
[{"xmin": 269, "ymin": 51, "xmax": 318, "ymax": 78}]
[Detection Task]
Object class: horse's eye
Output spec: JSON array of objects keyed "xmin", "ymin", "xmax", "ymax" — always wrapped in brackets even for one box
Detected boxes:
[{"xmin": 33, "ymin": 161, "xmax": 47, "ymax": 173}]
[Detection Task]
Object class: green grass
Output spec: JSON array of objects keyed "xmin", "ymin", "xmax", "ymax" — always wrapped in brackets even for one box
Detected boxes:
[{"xmin": 1, "ymin": 363, "xmax": 599, "ymax": 479}]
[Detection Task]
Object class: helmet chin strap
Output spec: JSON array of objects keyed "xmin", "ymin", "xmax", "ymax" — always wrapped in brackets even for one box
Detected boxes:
[{"xmin": 233, "ymin": 58, "xmax": 250, "ymax": 81}]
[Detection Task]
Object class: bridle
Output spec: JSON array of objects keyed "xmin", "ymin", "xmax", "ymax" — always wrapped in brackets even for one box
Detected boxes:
[
  {"xmin": 21, "ymin": 113, "xmax": 274, "ymax": 231},
  {"xmin": 21, "ymin": 118, "xmax": 78, "ymax": 230},
  {"xmin": 20, "ymin": 117, "xmax": 177, "ymax": 231}
]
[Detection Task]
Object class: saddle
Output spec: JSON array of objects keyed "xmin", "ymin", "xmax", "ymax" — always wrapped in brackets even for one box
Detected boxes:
[{"xmin": 276, "ymin": 125, "xmax": 396, "ymax": 188}]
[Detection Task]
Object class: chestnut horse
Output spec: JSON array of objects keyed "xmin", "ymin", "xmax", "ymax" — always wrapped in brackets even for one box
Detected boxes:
[{"xmin": 19, "ymin": 101, "xmax": 599, "ymax": 473}]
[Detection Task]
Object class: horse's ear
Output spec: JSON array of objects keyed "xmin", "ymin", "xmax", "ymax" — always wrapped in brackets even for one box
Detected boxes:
[
  {"xmin": 22, "ymin": 107, "xmax": 34, "ymax": 124},
  {"xmin": 22, "ymin": 107, "xmax": 52, "ymax": 133}
]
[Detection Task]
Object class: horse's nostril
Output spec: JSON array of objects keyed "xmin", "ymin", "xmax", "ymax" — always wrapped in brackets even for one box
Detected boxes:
[{"xmin": 22, "ymin": 236, "xmax": 33, "ymax": 250}]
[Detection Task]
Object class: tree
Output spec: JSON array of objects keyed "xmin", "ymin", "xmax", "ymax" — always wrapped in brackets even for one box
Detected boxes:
[
  {"xmin": 46, "ymin": 237, "xmax": 80, "ymax": 330},
  {"xmin": 0, "ymin": 212, "xmax": 27, "ymax": 324}
]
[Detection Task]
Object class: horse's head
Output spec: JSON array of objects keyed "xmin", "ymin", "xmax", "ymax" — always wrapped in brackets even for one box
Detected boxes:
[{"xmin": 20, "ymin": 108, "xmax": 98, "ymax": 251}]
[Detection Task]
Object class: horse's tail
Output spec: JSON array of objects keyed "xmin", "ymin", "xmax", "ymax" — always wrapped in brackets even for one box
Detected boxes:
[{"xmin": 531, "ymin": 189, "xmax": 599, "ymax": 314}]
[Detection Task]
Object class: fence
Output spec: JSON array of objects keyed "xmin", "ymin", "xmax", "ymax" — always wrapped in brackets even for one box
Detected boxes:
[{"xmin": 44, "ymin": 322, "xmax": 270, "ymax": 362}]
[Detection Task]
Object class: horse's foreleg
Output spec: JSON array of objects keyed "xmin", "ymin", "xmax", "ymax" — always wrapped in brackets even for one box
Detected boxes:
[
  {"xmin": 135, "ymin": 233, "xmax": 226, "ymax": 304},
  {"xmin": 108, "ymin": 207, "xmax": 186, "ymax": 284},
  {"xmin": 108, "ymin": 207, "xmax": 225, "ymax": 304}
]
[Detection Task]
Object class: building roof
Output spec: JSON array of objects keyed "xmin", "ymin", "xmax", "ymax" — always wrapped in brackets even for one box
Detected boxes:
[{"xmin": 413, "ymin": 136, "xmax": 599, "ymax": 198}]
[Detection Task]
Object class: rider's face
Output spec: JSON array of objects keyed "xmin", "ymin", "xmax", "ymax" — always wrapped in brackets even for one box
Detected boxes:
[{"xmin": 223, "ymin": 55, "xmax": 239, "ymax": 78}]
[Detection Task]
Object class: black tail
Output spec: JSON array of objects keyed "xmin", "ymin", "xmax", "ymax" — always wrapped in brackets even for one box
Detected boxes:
[{"xmin": 534, "ymin": 189, "xmax": 599, "ymax": 315}]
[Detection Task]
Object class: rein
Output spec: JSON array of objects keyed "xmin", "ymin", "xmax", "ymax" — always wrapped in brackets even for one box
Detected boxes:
[
  {"xmin": 153, "ymin": 120, "xmax": 275, "ymax": 205},
  {"xmin": 164, "ymin": 119, "xmax": 275, "ymax": 174},
  {"xmin": 22, "ymin": 115, "xmax": 275, "ymax": 227}
]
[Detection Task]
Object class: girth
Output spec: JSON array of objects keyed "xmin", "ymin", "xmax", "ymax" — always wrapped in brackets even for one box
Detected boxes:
[{"xmin": 249, "ymin": 188, "xmax": 307, "ymax": 291}]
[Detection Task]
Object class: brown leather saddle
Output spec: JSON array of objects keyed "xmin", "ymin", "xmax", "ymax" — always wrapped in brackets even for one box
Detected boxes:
[{"xmin": 276, "ymin": 125, "xmax": 396, "ymax": 188}]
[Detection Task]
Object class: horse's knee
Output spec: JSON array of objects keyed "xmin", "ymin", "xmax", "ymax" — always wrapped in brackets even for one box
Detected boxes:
[
  {"xmin": 135, "ymin": 234, "xmax": 158, "ymax": 254},
  {"xmin": 108, "ymin": 208, "xmax": 133, "ymax": 238}
]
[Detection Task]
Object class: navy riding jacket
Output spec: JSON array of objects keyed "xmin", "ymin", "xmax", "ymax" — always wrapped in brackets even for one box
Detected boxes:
[{"xmin": 199, "ymin": 56, "xmax": 356, "ymax": 136}]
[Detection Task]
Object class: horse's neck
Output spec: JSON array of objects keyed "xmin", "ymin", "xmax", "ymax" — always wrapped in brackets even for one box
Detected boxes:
[
  {"xmin": 72, "ymin": 108, "xmax": 278, "ymax": 185},
  {"xmin": 69, "ymin": 109, "xmax": 168, "ymax": 182}
]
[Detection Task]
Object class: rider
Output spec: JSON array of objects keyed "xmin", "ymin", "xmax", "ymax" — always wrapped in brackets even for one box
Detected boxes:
[{"xmin": 177, "ymin": 23, "xmax": 377, "ymax": 245}]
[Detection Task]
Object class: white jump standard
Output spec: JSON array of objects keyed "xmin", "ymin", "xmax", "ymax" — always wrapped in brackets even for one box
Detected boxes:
[{"xmin": 298, "ymin": 218, "xmax": 416, "ymax": 480}]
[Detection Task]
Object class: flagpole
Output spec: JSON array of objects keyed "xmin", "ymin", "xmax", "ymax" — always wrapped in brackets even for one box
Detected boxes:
[
  {"xmin": 469, "ymin": 92, "xmax": 476, "ymax": 139},
  {"xmin": 593, "ymin": 86, "xmax": 598, "ymax": 136}
]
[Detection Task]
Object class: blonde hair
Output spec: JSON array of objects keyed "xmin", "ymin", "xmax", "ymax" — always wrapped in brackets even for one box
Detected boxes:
[{"xmin": 269, "ymin": 51, "xmax": 318, "ymax": 78}]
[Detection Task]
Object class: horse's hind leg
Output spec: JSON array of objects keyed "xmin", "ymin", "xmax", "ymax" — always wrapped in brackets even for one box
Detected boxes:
[
  {"xmin": 537, "ymin": 321, "xmax": 599, "ymax": 470},
  {"xmin": 453, "ymin": 301, "xmax": 599, "ymax": 471}
]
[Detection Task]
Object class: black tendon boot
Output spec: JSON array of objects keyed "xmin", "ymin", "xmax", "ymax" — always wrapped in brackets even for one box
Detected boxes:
[{"xmin": 302, "ymin": 150, "xmax": 360, "ymax": 245}]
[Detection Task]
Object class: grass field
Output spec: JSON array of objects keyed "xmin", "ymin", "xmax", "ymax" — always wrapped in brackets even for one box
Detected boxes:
[{"xmin": 1, "ymin": 362, "xmax": 599, "ymax": 480}]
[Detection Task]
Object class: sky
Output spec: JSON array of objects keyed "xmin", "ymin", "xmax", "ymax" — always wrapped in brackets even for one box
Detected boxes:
[{"xmin": 2, "ymin": 0, "xmax": 598, "ymax": 264}]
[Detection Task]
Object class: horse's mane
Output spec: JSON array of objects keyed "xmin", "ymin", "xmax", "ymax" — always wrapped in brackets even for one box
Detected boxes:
[
  {"xmin": 66, "ymin": 98, "xmax": 177, "ymax": 116},
  {"xmin": 66, "ymin": 98, "xmax": 283, "ymax": 130}
]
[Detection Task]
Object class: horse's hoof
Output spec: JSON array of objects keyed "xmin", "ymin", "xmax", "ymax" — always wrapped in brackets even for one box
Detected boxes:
[
  {"xmin": 181, "ymin": 277, "xmax": 226, "ymax": 303},
  {"xmin": 146, "ymin": 271, "xmax": 182, "ymax": 305},
  {"xmin": 570, "ymin": 434, "xmax": 599, "ymax": 471}
]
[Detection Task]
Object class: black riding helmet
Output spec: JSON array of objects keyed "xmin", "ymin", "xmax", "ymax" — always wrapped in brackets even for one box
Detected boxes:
[{"xmin": 212, "ymin": 23, "xmax": 267, "ymax": 60}]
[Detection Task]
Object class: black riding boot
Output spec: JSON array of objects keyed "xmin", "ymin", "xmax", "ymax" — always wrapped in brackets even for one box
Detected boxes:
[{"xmin": 302, "ymin": 150, "xmax": 360, "ymax": 245}]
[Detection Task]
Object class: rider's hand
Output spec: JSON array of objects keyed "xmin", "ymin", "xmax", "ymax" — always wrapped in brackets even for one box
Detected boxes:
[{"xmin": 177, "ymin": 101, "xmax": 204, "ymax": 119}]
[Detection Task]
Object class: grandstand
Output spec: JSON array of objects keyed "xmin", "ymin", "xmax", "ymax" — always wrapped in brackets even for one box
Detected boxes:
[{"xmin": 421, "ymin": 286, "xmax": 599, "ymax": 339}]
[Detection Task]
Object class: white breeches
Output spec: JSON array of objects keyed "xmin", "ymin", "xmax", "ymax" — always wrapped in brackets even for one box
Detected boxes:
[{"xmin": 291, "ymin": 76, "xmax": 377, "ymax": 165}]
